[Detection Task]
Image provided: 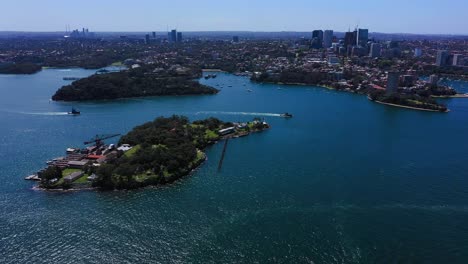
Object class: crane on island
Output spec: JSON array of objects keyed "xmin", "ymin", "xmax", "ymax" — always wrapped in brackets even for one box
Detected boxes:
[{"xmin": 84, "ymin": 134, "xmax": 121, "ymax": 147}]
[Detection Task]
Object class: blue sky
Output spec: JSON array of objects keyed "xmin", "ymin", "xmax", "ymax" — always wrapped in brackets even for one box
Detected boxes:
[{"xmin": 2, "ymin": 0, "xmax": 467, "ymax": 34}]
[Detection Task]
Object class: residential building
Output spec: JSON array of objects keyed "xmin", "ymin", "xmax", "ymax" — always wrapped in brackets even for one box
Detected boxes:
[
  {"xmin": 414, "ymin": 48, "xmax": 422, "ymax": 57},
  {"xmin": 386, "ymin": 71, "xmax": 400, "ymax": 95},
  {"xmin": 436, "ymin": 50, "xmax": 449, "ymax": 67},
  {"xmin": 369, "ymin": 43, "xmax": 381, "ymax": 58},
  {"xmin": 453, "ymin": 54, "xmax": 462, "ymax": 66},
  {"xmin": 429, "ymin": 74, "xmax": 439, "ymax": 87}
]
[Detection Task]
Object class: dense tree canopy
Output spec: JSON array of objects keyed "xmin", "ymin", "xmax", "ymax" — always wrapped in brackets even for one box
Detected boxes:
[
  {"xmin": 52, "ymin": 67, "xmax": 218, "ymax": 101},
  {"xmin": 93, "ymin": 116, "xmax": 232, "ymax": 190},
  {"xmin": 0, "ymin": 63, "xmax": 42, "ymax": 74}
]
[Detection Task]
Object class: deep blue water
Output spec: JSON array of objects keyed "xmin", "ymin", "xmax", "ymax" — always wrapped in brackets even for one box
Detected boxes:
[{"xmin": 1, "ymin": 69, "xmax": 468, "ymax": 263}]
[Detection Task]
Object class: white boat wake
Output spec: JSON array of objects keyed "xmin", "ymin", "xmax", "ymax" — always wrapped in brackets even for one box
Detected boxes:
[
  {"xmin": 196, "ymin": 111, "xmax": 282, "ymax": 117},
  {"xmin": 17, "ymin": 111, "xmax": 70, "ymax": 116}
]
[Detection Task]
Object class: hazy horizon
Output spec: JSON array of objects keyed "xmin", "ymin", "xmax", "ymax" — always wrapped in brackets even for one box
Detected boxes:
[
  {"xmin": 0, "ymin": 30, "xmax": 467, "ymax": 36},
  {"xmin": 2, "ymin": 0, "xmax": 468, "ymax": 35}
]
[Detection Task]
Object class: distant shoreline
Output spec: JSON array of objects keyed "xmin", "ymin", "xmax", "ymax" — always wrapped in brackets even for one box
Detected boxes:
[
  {"xmin": 431, "ymin": 94, "xmax": 468, "ymax": 98},
  {"xmin": 202, "ymin": 69, "xmax": 224, "ymax": 72},
  {"xmin": 256, "ymin": 79, "xmax": 454, "ymax": 112},
  {"xmin": 371, "ymin": 99, "xmax": 449, "ymax": 113}
]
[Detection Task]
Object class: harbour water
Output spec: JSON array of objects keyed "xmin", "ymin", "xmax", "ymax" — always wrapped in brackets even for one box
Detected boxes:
[{"xmin": 1, "ymin": 69, "xmax": 468, "ymax": 263}]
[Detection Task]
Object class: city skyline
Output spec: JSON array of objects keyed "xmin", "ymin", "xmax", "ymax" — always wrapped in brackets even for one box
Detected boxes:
[{"xmin": 2, "ymin": 0, "xmax": 468, "ymax": 34}]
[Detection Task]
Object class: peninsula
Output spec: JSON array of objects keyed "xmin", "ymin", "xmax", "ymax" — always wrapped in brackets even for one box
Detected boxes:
[
  {"xmin": 34, "ymin": 116, "xmax": 270, "ymax": 190},
  {"xmin": 52, "ymin": 65, "xmax": 218, "ymax": 101},
  {"xmin": 0, "ymin": 62, "xmax": 42, "ymax": 74}
]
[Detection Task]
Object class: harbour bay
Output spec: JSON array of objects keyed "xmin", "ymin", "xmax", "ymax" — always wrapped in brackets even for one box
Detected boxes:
[{"xmin": 1, "ymin": 69, "xmax": 468, "ymax": 263}]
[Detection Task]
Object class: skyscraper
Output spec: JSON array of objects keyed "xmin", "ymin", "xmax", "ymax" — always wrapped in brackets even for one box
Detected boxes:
[
  {"xmin": 357, "ymin": 28, "xmax": 368, "ymax": 46},
  {"xmin": 436, "ymin": 50, "xmax": 449, "ymax": 67},
  {"xmin": 177, "ymin": 32, "xmax": 182, "ymax": 42},
  {"xmin": 453, "ymin": 54, "xmax": 462, "ymax": 66},
  {"xmin": 386, "ymin": 71, "xmax": 400, "ymax": 95},
  {"xmin": 145, "ymin": 34, "xmax": 150, "ymax": 44},
  {"xmin": 312, "ymin": 30, "xmax": 323, "ymax": 41},
  {"xmin": 369, "ymin": 43, "xmax": 381, "ymax": 58},
  {"xmin": 232, "ymin": 36, "xmax": 239, "ymax": 43},
  {"xmin": 414, "ymin": 48, "xmax": 422, "ymax": 57},
  {"xmin": 344, "ymin": 31, "xmax": 357, "ymax": 48},
  {"xmin": 170, "ymin": 29, "xmax": 177, "ymax": 43},
  {"xmin": 152, "ymin": 32, "xmax": 156, "ymax": 38},
  {"xmin": 323, "ymin": 30, "xmax": 333, "ymax": 48},
  {"xmin": 311, "ymin": 30, "xmax": 323, "ymax": 49}
]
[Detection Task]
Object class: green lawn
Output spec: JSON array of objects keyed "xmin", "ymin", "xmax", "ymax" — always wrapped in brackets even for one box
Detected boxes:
[
  {"xmin": 190, "ymin": 124, "xmax": 203, "ymax": 128},
  {"xmin": 124, "ymin": 145, "xmax": 141, "ymax": 157},
  {"xmin": 204, "ymin": 129, "xmax": 218, "ymax": 140},
  {"xmin": 55, "ymin": 169, "xmax": 87, "ymax": 185},
  {"xmin": 62, "ymin": 168, "xmax": 82, "ymax": 177},
  {"xmin": 74, "ymin": 174, "xmax": 90, "ymax": 184}
]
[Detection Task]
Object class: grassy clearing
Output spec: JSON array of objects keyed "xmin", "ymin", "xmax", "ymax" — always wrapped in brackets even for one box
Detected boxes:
[
  {"xmin": 74, "ymin": 174, "xmax": 90, "ymax": 184},
  {"xmin": 204, "ymin": 129, "xmax": 218, "ymax": 140},
  {"xmin": 62, "ymin": 168, "xmax": 81, "ymax": 177},
  {"xmin": 124, "ymin": 145, "xmax": 141, "ymax": 157}
]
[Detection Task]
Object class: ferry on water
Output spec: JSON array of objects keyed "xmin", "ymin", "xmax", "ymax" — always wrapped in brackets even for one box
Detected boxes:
[{"xmin": 68, "ymin": 108, "xmax": 80, "ymax": 115}]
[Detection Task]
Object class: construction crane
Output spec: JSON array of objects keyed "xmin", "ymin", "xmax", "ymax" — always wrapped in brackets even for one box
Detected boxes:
[{"xmin": 84, "ymin": 134, "xmax": 121, "ymax": 147}]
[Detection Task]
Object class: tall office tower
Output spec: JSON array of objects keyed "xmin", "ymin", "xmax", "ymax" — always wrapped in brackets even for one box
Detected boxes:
[
  {"xmin": 357, "ymin": 28, "xmax": 368, "ymax": 46},
  {"xmin": 145, "ymin": 34, "xmax": 150, "ymax": 44},
  {"xmin": 386, "ymin": 71, "xmax": 400, "ymax": 95},
  {"xmin": 414, "ymin": 48, "xmax": 422, "ymax": 57},
  {"xmin": 344, "ymin": 31, "xmax": 357, "ymax": 48},
  {"xmin": 453, "ymin": 54, "xmax": 462, "ymax": 66},
  {"xmin": 170, "ymin": 29, "xmax": 177, "ymax": 43},
  {"xmin": 312, "ymin": 30, "xmax": 323, "ymax": 42},
  {"xmin": 369, "ymin": 43, "xmax": 381, "ymax": 58},
  {"xmin": 177, "ymin": 32, "xmax": 182, "ymax": 42},
  {"xmin": 436, "ymin": 50, "xmax": 449, "ymax": 67},
  {"xmin": 152, "ymin": 32, "xmax": 156, "ymax": 38},
  {"xmin": 232, "ymin": 36, "xmax": 239, "ymax": 43},
  {"xmin": 323, "ymin": 30, "xmax": 333, "ymax": 48},
  {"xmin": 311, "ymin": 30, "xmax": 323, "ymax": 49}
]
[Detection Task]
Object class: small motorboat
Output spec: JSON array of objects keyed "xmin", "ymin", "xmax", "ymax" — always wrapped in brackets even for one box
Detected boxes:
[
  {"xmin": 280, "ymin": 112, "xmax": 293, "ymax": 118},
  {"xmin": 247, "ymin": 89, "xmax": 253, "ymax": 92},
  {"xmin": 68, "ymin": 107, "xmax": 80, "ymax": 115}
]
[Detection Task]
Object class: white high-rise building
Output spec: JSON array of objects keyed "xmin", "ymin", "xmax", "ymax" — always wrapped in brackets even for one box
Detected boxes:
[
  {"xmin": 414, "ymin": 48, "xmax": 422, "ymax": 57},
  {"xmin": 453, "ymin": 54, "xmax": 462, "ymax": 66}
]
